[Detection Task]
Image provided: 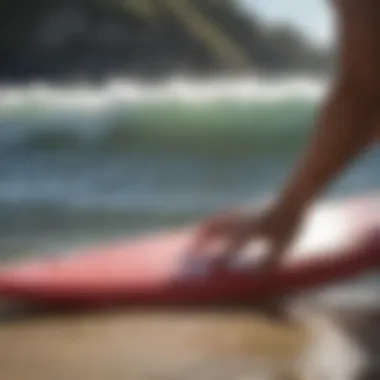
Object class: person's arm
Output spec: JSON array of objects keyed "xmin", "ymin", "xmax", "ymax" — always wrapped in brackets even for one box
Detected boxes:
[
  {"xmin": 190, "ymin": 75, "xmax": 380, "ymax": 273},
  {"xmin": 275, "ymin": 76, "xmax": 379, "ymax": 215},
  {"xmin": 275, "ymin": 0, "xmax": 380, "ymax": 214}
]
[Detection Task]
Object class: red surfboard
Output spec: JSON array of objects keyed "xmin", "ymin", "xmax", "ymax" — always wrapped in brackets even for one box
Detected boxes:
[{"xmin": 0, "ymin": 194, "xmax": 380, "ymax": 309}]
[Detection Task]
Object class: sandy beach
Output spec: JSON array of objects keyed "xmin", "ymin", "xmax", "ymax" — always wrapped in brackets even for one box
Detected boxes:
[{"xmin": 0, "ymin": 309, "xmax": 304, "ymax": 380}]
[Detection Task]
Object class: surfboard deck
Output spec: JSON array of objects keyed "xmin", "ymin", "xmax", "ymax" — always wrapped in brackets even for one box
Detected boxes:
[{"xmin": 0, "ymin": 194, "xmax": 380, "ymax": 309}]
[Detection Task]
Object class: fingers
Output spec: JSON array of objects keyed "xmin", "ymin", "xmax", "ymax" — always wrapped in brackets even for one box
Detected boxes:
[
  {"xmin": 187, "ymin": 210, "xmax": 262, "ymax": 269},
  {"xmin": 188, "ymin": 212, "xmax": 239, "ymax": 258},
  {"xmin": 212, "ymin": 217, "xmax": 257, "ymax": 269},
  {"xmin": 212, "ymin": 232, "xmax": 248, "ymax": 270},
  {"xmin": 199, "ymin": 211, "xmax": 239, "ymax": 237},
  {"xmin": 258, "ymin": 234, "xmax": 291, "ymax": 272}
]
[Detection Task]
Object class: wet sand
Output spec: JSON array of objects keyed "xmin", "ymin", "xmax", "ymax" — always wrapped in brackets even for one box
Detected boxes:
[{"xmin": 0, "ymin": 310, "xmax": 304, "ymax": 380}]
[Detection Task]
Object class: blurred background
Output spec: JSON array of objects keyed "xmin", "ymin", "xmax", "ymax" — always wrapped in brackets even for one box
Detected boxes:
[
  {"xmin": 2, "ymin": 2, "xmax": 380, "ymax": 379},
  {"xmin": 0, "ymin": 0, "xmax": 378, "ymax": 261}
]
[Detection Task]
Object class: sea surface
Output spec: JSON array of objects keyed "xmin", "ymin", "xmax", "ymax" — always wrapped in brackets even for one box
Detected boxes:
[{"xmin": 0, "ymin": 75, "xmax": 379, "ymax": 259}]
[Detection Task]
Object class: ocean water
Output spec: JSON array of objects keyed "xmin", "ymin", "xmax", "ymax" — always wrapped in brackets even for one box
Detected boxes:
[{"xmin": 0, "ymin": 76, "xmax": 379, "ymax": 259}]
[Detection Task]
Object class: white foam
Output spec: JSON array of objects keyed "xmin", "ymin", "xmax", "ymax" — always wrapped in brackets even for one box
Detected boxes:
[{"xmin": 0, "ymin": 75, "xmax": 326, "ymax": 113}]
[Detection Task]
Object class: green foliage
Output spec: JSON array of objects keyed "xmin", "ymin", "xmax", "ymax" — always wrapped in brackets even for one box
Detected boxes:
[{"xmin": 0, "ymin": 0, "xmax": 332, "ymax": 82}]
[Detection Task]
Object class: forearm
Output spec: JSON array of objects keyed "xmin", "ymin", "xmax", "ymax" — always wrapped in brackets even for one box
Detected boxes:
[{"xmin": 276, "ymin": 78, "xmax": 379, "ymax": 213}]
